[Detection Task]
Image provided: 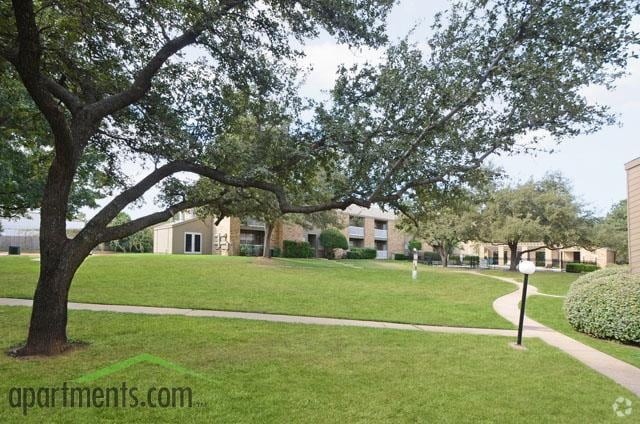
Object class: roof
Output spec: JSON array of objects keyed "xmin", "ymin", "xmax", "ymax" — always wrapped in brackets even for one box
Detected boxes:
[
  {"xmin": 153, "ymin": 216, "xmax": 207, "ymax": 230},
  {"xmin": 343, "ymin": 204, "xmax": 398, "ymax": 220},
  {"xmin": 625, "ymin": 157, "xmax": 640, "ymax": 170}
]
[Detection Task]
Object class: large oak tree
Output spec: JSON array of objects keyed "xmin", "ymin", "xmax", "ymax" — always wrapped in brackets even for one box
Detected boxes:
[{"xmin": 0, "ymin": 0, "xmax": 637, "ymax": 355}]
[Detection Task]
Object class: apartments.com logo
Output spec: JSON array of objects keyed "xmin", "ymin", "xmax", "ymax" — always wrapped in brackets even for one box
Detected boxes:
[
  {"xmin": 7, "ymin": 354, "xmax": 209, "ymax": 416},
  {"xmin": 613, "ymin": 397, "xmax": 633, "ymax": 418}
]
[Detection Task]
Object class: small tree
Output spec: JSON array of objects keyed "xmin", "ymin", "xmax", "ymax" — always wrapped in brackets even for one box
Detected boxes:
[
  {"xmin": 407, "ymin": 239, "xmax": 422, "ymax": 252},
  {"xmin": 594, "ymin": 200, "xmax": 628, "ymax": 264},
  {"xmin": 398, "ymin": 196, "xmax": 479, "ymax": 268},
  {"xmin": 319, "ymin": 228, "xmax": 348, "ymax": 259}
]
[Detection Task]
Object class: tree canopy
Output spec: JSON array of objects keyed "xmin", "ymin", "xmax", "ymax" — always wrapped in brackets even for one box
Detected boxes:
[
  {"xmin": 595, "ymin": 200, "xmax": 628, "ymax": 263},
  {"xmin": 478, "ymin": 173, "xmax": 594, "ymax": 270}
]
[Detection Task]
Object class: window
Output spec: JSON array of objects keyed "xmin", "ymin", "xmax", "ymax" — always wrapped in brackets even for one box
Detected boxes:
[
  {"xmin": 349, "ymin": 215, "xmax": 364, "ymax": 227},
  {"xmin": 240, "ymin": 230, "xmax": 264, "ymax": 245},
  {"xmin": 375, "ymin": 240, "xmax": 387, "ymax": 251},
  {"xmin": 349, "ymin": 238, "xmax": 364, "ymax": 248},
  {"xmin": 374, "ymin": 220, "xmax": 387, "ymax": 230},
  {"xmin": 184, "ymin": 232, "xmax": 202, "ymax": 254}
]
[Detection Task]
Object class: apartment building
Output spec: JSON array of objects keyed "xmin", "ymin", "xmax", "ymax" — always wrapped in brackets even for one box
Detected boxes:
[
  {"xmin": 152, "ymin": 205, "xmax": 416, "ymax": 259},
  {"xmin": 457, "ymin": 241, "xmax": 616, "ymax": 269},
  {"xmin": 626, "ymin": 157, "xmax": 640, "ymax": 273}
]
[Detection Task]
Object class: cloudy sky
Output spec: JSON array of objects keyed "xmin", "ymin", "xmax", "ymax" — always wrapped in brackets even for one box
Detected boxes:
[{"xmin": 23, "ymin": 0, "xmax": 634, "ymax": 228}]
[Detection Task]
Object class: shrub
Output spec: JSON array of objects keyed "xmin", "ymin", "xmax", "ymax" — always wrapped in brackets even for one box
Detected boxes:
[
  {"xmin": 422, "ymin": 251, "xmax": 442, "ymax": 264},
  {"xmin": 282, "ymin": 240, "xmax": 313, "ymax": 258},
  {"xmin": 394, "ymin": 253, "xmax": 409, "ymax": 260},
  {"xmin": 346, "ymin": 248, "xmax": 377, "ymax": 259},
  {"xmin": 319, "ymin": 228, "xmax": 348, "ymax": 259},
  {"xmin": 407, "ymin": 239, "xmax": 422, "ymax": 251},
  {"xmin": 564, "ymin": 266, "xmax": 640, "ymax": 345},
  {"xmin": 566, "ymin": 262, "xmax": 599, "ymax": 273},
  {"xmin": 271, "ymin": 247, "xmax": 281, "ymax": 257},
  {"xmin": 464, "ymin": 255, "xmax": 480, "ymax": 266},
  {"xmin": 239, "ymin": 244, "xmax": 263, "ymax": 256}
]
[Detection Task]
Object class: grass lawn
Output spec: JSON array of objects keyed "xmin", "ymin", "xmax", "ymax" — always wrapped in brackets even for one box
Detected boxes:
[
  {"xmin": 526, "ymin": 295, "xmax": 640, "ymax": 369},
  {"xmin": 0, "ymin": 255, "xmax": 515, "ymax": 329},
  {"xmin": 0, "ymin": 306, "xmax": 637, "ymax": 423},
  {"xmin": 481, "ymin": 269, "xmax": 578, "ymax": 295}
]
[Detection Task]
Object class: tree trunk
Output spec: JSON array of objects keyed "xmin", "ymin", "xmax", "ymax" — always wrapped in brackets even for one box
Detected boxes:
[
  {"xmin": 19, "ymin": 155, "xmax": 84, "ymax": 356},
  {"xmin": 508, "ymin": 243, "xmax": 520, "ymax": 271},
  {"xmin": 436, "ymin": 246, "xmax": 448, "ymax": 267},
  {"xmin": 263, "ymin": 223, "xmax": 274, "ymax": 258}
]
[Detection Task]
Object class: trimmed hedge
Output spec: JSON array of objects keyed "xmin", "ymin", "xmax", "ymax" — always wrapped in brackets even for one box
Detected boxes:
[
  {"xmin": 346, "ymin": 247, "xmax": 377, "ymax": 259},
  {"xmin": 394, "ymin": 253, "xmax": 410, "ymax": 260},
  {"xmin": 282, "ymin": 240, "xmax": 313, "ymax": 258},
  {"xmin": 566, "ymin": 262, "xmax": 599, "ymax": 273},
  {"xmin": 564, "ymin": 266, "xmax": 640, "ymax": 345},
  {"xmin": 464, "ymin": 255, "xmax": 480, "ymax": 266}
]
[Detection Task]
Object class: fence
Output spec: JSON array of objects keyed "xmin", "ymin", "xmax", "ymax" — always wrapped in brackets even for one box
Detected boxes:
[{"xmin": 0, "ymin": 233, "xmax": 40, "ymax": 252}]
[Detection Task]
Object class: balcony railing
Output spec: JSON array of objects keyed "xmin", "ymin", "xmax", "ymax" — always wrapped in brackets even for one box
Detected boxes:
[
  {"xmin": 374, "ymin": 229, "xmax": 387, "ymax": 239},
  {"xmin": 376, "ymin": 250, "xmax": 388, "ymax": 260},
  {"xmin": 241, "ymin": 219, "xmax": 265, "ymax": 228},
  {"xmin": 348, "ymin": 226, "xmax": 364, "ymax": 238}
]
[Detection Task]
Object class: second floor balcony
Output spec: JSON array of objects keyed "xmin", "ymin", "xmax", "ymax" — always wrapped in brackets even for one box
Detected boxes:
[
  {"xmin": 374, "ymin": 229, "xmax": 387, "ymax": 240},
  {"xmin": 348, "ymin": 226, "xmax": 364, "ymax": 238}
]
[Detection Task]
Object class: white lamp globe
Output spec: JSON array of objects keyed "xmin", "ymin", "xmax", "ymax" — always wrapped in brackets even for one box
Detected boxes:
[{"xmin": 518, "ymin": 260, "xmax": 536, "ymax": 275}]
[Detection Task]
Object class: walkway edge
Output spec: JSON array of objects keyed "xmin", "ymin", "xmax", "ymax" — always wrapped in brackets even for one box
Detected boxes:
[{"xmin": 0, "ymin": 297, "xmax": 520, "ymax": 337}]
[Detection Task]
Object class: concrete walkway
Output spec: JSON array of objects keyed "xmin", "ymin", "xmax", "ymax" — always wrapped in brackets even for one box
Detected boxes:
[
  {"xmin": 476, "ymin": 272, "xmax": 640, "ymax": 397},
  {"xmin": 0, "ymin": 297, "xmax": 518, "ymax": 337}
]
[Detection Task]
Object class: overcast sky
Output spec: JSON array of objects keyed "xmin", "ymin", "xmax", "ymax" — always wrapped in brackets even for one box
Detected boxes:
[{"xmin": 35, "ymin": 0, "xmax": 640, "ymax": 227}]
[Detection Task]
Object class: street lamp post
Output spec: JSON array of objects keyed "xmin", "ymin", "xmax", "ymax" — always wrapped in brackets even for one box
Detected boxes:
[
  {"xmin": 412, "ymin": 248, "xmax": 418, "ymax": 281},
  {"xmin": 516, "ymin": 260, "xmax": 536, "ymax": 346}
]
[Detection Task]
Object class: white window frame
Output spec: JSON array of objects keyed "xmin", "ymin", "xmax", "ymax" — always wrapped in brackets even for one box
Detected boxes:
[{"xmin": 184, "ymin": 232, "xmax": 203, "ymax": 254}]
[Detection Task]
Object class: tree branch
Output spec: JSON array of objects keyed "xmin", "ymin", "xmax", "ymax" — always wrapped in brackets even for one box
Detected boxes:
[
  {"xmin": 10, "ymin": 0, "xmax": 73, "ymax": 155},
  {"xmin": 42, "ymin": 76, "xmax": 82, "ymax": 112},
  {"xmin": 96, "ymin": 200, "xmax": 204, "ymax": 244},
  {"xmin": 368, "ymin": 4, "xmax": 537, "ymax": 201},
  {"xmin": 86, "ymin": 28, "xmax": 202, "ymax": 119}
]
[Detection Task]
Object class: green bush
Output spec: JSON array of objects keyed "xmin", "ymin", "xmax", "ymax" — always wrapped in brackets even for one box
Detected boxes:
[
  {"xmin": 394, "ymin": 253, "xmax": 409, "ymax": 260},
  {"xmin": 564, "ymin": 266, "xmax": 640, "ymax": 345},
  {"xmin": 282, "ymin": 240, "xmax": 313, "ymax": 258},
  {"xmin": 566, "ymin": 262, "xmax": 599, "ymax": 273},
  {"xmin": 271, "ymin": 247, "xmax": 281, "ymax": 257},
  {"xmin": 319, "ymin": 228, "xmax": 348, "ymax": 259},
  {"xmin": 407, "ymin": 239, "xmax": 422, "ymax": 251},
  {"xmin": 346, "ymin": 248, "xmax": 377, "ymax": 259},
  {"xmin": 464, "ymin": 255, "xmax": 480, "ymax": 266}
]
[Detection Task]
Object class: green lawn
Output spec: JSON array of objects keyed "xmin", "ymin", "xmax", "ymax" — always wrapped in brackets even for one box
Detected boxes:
[
  {"xmin": 481, "ymin": 269, "xmax": 578, "ymax": 295},
  {"xmin": 527, "ymin": 295, "xmax": 640, "ymax": 369},
  {"xmin": 0, "ymin": 306, "xmax": 637, "ymax": 423},
  {"xmin": 0, "ymin": 255, "xmax": 515, "ymax": 329}
]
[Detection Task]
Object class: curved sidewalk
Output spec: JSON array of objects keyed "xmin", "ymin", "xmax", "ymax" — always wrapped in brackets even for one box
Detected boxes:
[
  {"xmin": 478, "ymin": 272, "xmax": 640, "ymax": 397},
  {"xmin": 0, "ymin": 297, "xmax": 517, "ymax": 337}
]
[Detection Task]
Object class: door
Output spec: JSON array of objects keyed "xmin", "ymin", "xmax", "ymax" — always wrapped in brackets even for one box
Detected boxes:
[{"xmin": 185, "ymin": 232, "xmax": 202, "ymax": 254}]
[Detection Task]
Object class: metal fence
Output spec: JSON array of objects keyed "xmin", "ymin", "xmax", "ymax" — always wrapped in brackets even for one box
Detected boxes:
[{"xmin": 0, "ymin": 233, "xmax": 40, "ymax": 252}]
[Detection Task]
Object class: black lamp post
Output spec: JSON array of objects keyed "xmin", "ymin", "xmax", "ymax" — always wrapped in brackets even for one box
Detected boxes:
[{"xmin": 516, "ymin": 260, "xmax": 536, "ymax": 346}]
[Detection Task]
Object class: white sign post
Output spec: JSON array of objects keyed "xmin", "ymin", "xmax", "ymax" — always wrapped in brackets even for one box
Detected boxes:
[{"xmin": 412, "ymin": 248, "xmax": 418, "ymax": 281}]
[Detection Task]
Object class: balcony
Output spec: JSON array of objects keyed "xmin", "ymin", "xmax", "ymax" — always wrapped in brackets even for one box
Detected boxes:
[
  {"xmin": 348, "ymin": 226, "xmax": 364, "ymax": 238},
  {"xmin": 374, "ymin": 229, "xmax": 388, "ymax": 240},
  {"xmin": 376, "ymin": 250, "xmax": 388, "ymax": 260}
]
